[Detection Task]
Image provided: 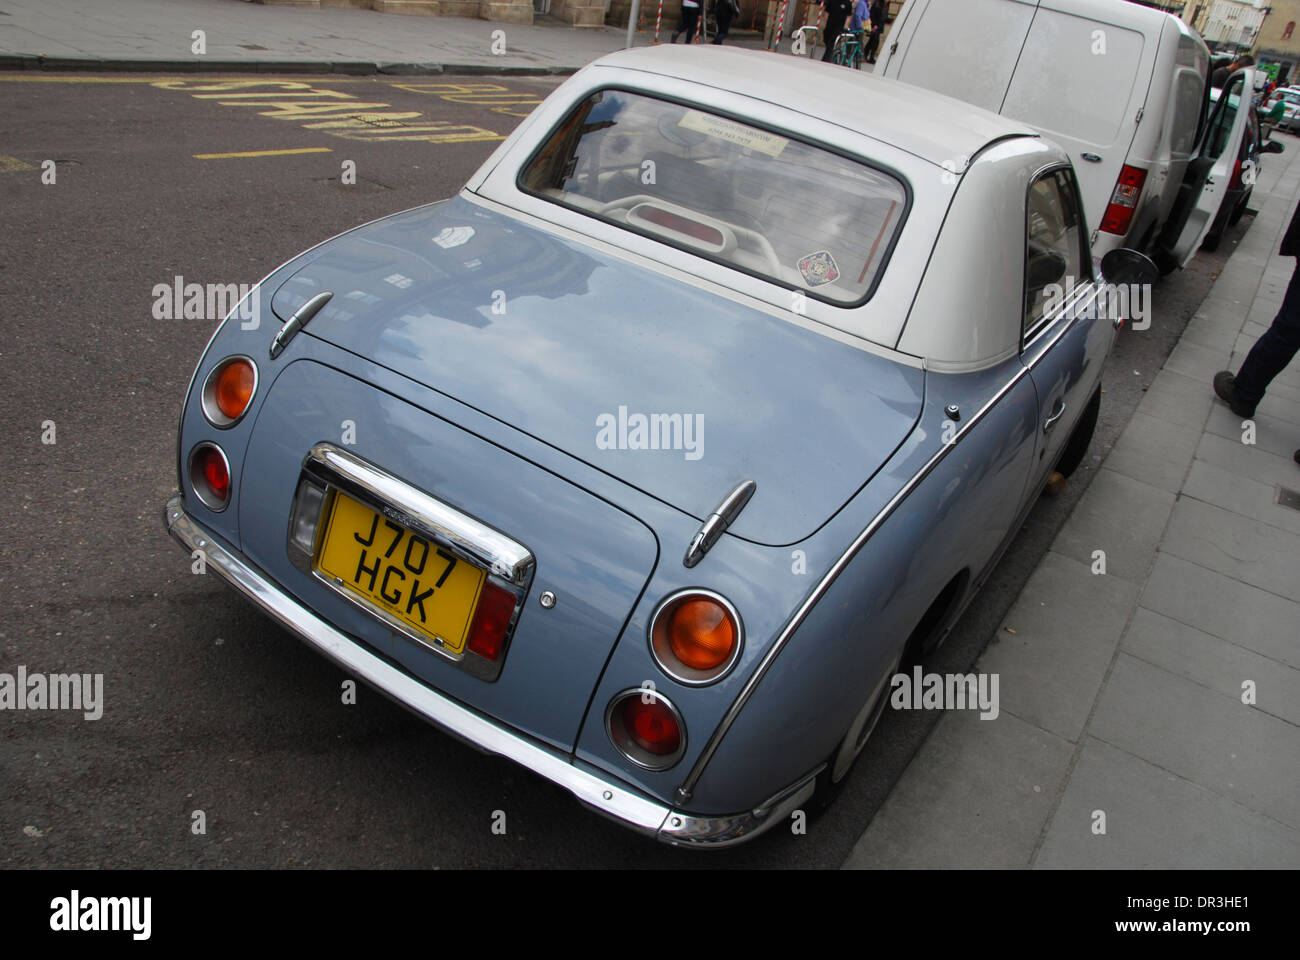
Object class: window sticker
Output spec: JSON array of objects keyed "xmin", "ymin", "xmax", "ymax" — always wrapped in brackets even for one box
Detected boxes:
[
  {"xmin": 677, "ymin": 110, "xmax": 789, "ymax": 157},
  {"xmin": 798, "ymin": 250, "xmax": 840, "ymax": 287}
]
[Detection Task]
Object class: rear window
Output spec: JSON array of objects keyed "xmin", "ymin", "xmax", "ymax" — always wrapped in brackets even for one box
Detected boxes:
[{"xmin": 519, "ymin": 89, "xmax": 907, "ymax": 305}]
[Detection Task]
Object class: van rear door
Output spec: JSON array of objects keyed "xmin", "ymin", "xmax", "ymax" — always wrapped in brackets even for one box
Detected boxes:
[
  {"xmin": 1166, "ymin": 68, "xmax": 1256, "ymax": 267},
  {"xmin": 999, "ymin": 2, "xmax": 1155, "ymax": 241},
  {"xmin": 878, "ymin": 0, "xmax": 1038, "ymax": 113}
]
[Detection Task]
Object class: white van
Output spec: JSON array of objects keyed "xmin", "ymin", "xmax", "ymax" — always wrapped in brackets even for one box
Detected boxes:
[{"xmin": 875, "ymin": 0, "xmax": 1259, "ymax": 273}]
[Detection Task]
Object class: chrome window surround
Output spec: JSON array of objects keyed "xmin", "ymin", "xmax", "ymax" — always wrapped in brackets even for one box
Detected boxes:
[
  {"xmin": 605, "ymin": 688, "xmax": 688, "ymax": 770},
  {"xmin": 200, "ymin": 355, "xmax": 259, "ymax": 429},
  {"xmin": 648, "ymin": 589, "xmax": 744, "ymax": 686},
  {"xmin": 288, "ymin": 443, "xmax": 535, "ymax": 683},
  {"xmin": 187, "ymin": 442, "xmax": 231, "ymax": 513},
  {"xmin": 163, "ymin": 493, "xmax": 817, "ymax": 848},
  {"xmin": 1021, "ymin": 162, "xmax": 1096, "ymax": 346}
]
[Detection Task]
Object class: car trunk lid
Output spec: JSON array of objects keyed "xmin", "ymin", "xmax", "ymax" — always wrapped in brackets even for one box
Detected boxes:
[{"xmin": 270, "ymin": 196, "xmax": 923, "ymax": 545}]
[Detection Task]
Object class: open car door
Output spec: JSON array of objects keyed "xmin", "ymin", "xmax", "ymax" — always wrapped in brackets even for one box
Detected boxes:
[{"xmin": 1168, "ymin": 68, "xmax": 1256, "ymax": 267}]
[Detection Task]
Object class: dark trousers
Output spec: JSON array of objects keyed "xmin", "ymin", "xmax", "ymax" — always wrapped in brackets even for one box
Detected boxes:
[
  {"xmin": 712, "ymin": 4, "xmax": 733, "ymax": 43},
  {"xmin": 674, "ymin": 5, "xmax": 701, "ymax": 42},
  {"xmin": 822, "ymin": 23, "xmax": 844, "ymax": 61},
  {"xmin": 1235, "ymin": 262, "xmax": 1300, "ymax": 410},
  {"xmin": 865, "ymin": 27, "xmax": 881, "ymax": 61}
]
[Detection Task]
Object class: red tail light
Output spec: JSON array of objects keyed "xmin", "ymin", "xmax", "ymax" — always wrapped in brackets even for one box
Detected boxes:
[
  {"xmin": 189, "ymin": 443, "xmax": 231, "ymax": 511},
  {"xmin": 1229, "ymin": 156, "xmax": 1243, "ymax": 191},
  {"xmin": 465, "ymin": 580, "xmax": 516, "ymax": 662},
  {"xmin": 624, "ymin": 697, "xmax": 681, "ymax": 756},
  {"xmin": 606, "ymin": 690, "xmax": 686, "ymax": 769},
  {"xmin": 1099, "ymin": 164, "xmax": 1148, "ymax": 235}
]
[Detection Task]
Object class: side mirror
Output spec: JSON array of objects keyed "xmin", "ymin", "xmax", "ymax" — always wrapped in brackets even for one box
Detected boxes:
[
  {"xmin": 1100, "ymin": 248, "xmax": 1159, "ymax": 287},
  {"xmin": 1264, "ymin": 139, "xmax": 1285, "ymax": 154}
]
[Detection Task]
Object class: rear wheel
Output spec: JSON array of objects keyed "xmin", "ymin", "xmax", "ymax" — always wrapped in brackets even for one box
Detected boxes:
[
  {"xmin": 809, "ymin": 648, "xmax": 901, "ymax": 812},
  {"xmin": 808, "ymin": 574, "xmax": 965, "ymax": 812},
  {"xmin": 1228, "ymin": 188, "xmax": 1252, "ymax": 226},
  {"xmin": 1152, "ymin": 247, "xmax": 1179, "ymax": 276},
  {"xmin": 1054, "ymin": 387, "xmax": 1100, "ymax": 478}
]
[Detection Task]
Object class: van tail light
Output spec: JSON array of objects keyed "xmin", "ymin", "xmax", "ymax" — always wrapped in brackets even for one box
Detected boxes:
[
  {"xmin": 1229, "ymin": 156, "xmax": 1244, "ymax": 191},
  {"xmin": 1099, "ymin": 165, "xmax": 1148, "ymax": 235}
]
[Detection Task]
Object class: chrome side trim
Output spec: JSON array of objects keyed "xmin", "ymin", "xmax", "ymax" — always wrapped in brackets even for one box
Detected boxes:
[
  {"xmin": 683, "ymin": 479, "xmax": 756, "ymax": 568},
  {"xmin": 304, "ymin": 444, "xmax": 533, "ymax": 586},
  {"xmin": 270, "ymin": 291, "xmax": 333, "ymax": 360},
  {"xmin": 676, "ymin": 363, "xmax": 1034, "ymax": 800},
  {"xmin": 163, "ymin": 494, "xmax": 812, "ymax": 849}
]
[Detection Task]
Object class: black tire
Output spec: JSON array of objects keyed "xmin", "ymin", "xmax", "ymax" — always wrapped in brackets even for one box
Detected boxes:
[
  {"xmin": 1151, "ymin": 247, "xmax": 1179, "ymax": 276},
  {"xmin": 1228, "ymin": 188, "xmax": 1252, "ymax": 226},
  {"xmin": 1055, "ymin": 387, "xmax": 1100, "ymax": 478}
]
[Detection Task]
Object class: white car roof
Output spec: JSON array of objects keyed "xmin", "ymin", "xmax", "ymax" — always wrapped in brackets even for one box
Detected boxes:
[{"xmin": 592, "ymin": 45, "xmax": 1039, "ymax": 169}]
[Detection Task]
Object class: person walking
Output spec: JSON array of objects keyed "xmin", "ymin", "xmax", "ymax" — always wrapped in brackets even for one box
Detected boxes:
[
  {"xmin": 1211, "ymin": 53, "xmax": 1255, "ymax": 88},
  {"xmin": 821, "ymin": 0, "xmax": 853, "ymax": 62},
  {"xmin": 864, "ymin": 0, "xmax": 886, "ymax": 63},
  {"xmin": 673, "ymin": 0, "xmax": 702, "ymax": 43},
  {"xmin": 1213, "ymin": 199, "xmax": 1300, "ymax": 465},
  {"xmin": 712, "ymin": 0, "xmax": 737, "ymax": 44}
]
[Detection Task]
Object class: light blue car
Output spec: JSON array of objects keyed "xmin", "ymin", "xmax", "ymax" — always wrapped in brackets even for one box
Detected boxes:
[{"xmin": 165, "ymin": 46, "xmax": 1154, "ymax": 847}]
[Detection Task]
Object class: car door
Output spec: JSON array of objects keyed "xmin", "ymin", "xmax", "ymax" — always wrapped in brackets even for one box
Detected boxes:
[
  {"xmin": 1020, "ymin": 167, "xmax": 1110, "ymax": 487},
  {"xmin": 1167, "ymin": 68, "xmax": 1256, "ymax": 266}
]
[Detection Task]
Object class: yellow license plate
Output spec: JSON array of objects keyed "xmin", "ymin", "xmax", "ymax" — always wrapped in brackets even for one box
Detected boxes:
[{"xmin": 316, "ymin": 492, "xmax": 486, "ymax": 655}]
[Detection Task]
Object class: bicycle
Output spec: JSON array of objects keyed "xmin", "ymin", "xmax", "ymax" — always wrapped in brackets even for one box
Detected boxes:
[{"xmin": 830, "ymin": 29, "xmax": 866, "ymax": 69}]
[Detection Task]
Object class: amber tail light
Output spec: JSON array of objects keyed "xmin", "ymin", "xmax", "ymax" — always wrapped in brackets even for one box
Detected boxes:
[
  {"xmin": 200, "ymin": 356, "xmax": 258, "ymax": 428},
  {"xmin": 649, "ymin": 590, "xmax": 743, "ymax": 685}
]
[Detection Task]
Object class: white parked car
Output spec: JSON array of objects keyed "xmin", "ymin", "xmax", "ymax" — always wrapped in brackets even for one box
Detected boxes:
[
  {"xmin": 875, "ymin": 0, "xmax": 1253, "ymax": 274},
  {"xmin": 1264, "ymin": 86, "xmax": 1300, "ymax": 134}
]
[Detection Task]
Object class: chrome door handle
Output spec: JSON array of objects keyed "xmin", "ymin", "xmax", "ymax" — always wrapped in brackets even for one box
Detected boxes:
[{"xmin": 1043, "ymin": 400, "xmax": 1067, "ymax": 434}]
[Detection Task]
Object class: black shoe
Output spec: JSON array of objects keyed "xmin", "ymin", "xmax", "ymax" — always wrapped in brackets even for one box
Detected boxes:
[
  {"xmin": 1294, "ymin": 449, "xmax": 1300, "ymax": 465},
  {"xmin": 1213, "ymin": 370, "xmax": 1256, "ymax": 418}
]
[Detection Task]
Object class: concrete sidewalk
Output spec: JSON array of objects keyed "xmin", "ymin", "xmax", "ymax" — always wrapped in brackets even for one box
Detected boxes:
[
  {"xmin": 0, "ymin": 0, "xmax": 764, "ymax": 74},
  {"xmin": 845, "ymin": 144, "xmax": 1300, "ymax": 869}
]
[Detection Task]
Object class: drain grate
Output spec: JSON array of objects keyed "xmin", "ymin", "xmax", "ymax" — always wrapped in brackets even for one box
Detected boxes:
[{"xmin": 1276, "ymin": 486, "xmax": 1300, "ymax": 511}]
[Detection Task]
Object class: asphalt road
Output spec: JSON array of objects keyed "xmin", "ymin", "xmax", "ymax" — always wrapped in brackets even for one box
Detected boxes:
[{"xmin": 0, "ymin": 72, "xmax": 1271, "ymax": 868}]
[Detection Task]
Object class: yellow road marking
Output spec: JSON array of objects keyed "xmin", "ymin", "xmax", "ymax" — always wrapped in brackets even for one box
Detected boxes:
[
  {"xmin": 0, "ymin": 76, "xmax": 366, "ymax": 84},
  {"xmin": 0, "ymin": 154, "xmax": 36, "ymax": 172},
  {"xmin": 193, "ymin": 147, "xmax": 333, "ymax": 159}
]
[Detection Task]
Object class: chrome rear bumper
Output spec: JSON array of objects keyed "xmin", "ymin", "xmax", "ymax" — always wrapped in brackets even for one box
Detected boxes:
[{"xmin": 163, "ymin": 494, "xmax": 816, "ymax": 848}]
